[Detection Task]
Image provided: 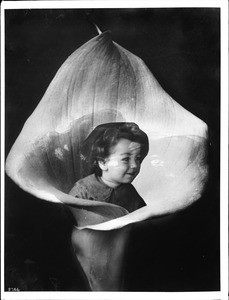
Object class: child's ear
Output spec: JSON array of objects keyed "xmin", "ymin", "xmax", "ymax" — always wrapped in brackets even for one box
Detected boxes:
[{"xmin": 98, "ymin": 160, "xmax": 108, "ymax": 171}]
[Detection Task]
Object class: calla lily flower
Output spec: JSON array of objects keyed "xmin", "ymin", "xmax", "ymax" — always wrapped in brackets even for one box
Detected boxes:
[{"xmin": 6, "ymin": 31, "xmax": 208, "ymax": 290}]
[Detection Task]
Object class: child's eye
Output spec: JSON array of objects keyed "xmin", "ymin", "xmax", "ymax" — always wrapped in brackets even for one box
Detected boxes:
[{"xmin": 122, "ymin": 157, "xmax": 130, "ymax": 162}]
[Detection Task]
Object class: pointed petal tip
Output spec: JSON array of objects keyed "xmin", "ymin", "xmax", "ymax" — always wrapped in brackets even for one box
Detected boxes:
[
  {"xmin": 94, "ymin": 23, "xmax": 102, "ymax": 35},
  {"xmin": 93, "ymin": 22, "xmax": 112, "ymax": 38},
  {"xmin": 96, "ymin": 30, "xmax": 112, "ymax": 40}
]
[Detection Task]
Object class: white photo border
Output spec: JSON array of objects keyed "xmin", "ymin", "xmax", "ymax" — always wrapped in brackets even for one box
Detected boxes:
[{"xmin": 1, "ymin": 1, "xmax": 228, "ymax": 300}]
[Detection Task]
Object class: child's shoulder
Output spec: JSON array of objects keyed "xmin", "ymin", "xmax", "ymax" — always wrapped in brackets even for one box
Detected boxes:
[
  {"xmin": 69, "ymin": 174, "xmax": 97, "ymax": 199},
  {"xmin": 76, "ymin": 173, "xmax": 97, "ymax": 186}
]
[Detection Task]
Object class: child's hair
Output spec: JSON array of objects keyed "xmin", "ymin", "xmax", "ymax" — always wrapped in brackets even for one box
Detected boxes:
[{"xmin": 80, "ymin": 122, "xmax": 149, "ymax": 177}]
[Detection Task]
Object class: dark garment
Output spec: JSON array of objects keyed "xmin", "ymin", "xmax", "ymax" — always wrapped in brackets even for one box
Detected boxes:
[{"xmin": 69, "ymin": 174, "xmax": 146, "ymax": 213}]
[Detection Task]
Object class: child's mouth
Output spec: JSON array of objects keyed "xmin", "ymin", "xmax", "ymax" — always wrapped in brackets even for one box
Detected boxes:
[{"xmin": 126, "ymin": 172, "xmax": 136, "ymax": 176}]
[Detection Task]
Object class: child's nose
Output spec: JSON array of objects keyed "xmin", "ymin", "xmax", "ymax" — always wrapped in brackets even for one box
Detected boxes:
[{"xmin": 130, "ymin": 159, "xmax": 138, "ymax": 169}]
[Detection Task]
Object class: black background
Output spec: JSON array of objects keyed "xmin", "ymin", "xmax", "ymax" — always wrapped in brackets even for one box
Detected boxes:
[{"xmin": 5, "ymin": 8, "xmax": 220, "ymax": 291}]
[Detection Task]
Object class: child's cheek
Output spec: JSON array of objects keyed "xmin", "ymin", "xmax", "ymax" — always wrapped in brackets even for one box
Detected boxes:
[{"xmin": 107, "ymin": 159, "xmax": 119, "ymax": 168}]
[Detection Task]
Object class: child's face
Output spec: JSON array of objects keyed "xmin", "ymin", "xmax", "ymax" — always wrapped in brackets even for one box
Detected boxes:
[{"xmin": 99, "ymin": 138, "xmax": 142, "ymax": 188}]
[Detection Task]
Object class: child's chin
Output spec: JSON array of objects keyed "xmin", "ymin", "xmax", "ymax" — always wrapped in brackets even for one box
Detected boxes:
[{"xmin": 123, "ymin": 176, "xmax": 135, "ymax": 183}]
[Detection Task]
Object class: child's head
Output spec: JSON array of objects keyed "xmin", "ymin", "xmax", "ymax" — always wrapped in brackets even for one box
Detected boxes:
[{"xmin": 81, "ymin": 123, "xmax": 149, "ymax": 187}]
